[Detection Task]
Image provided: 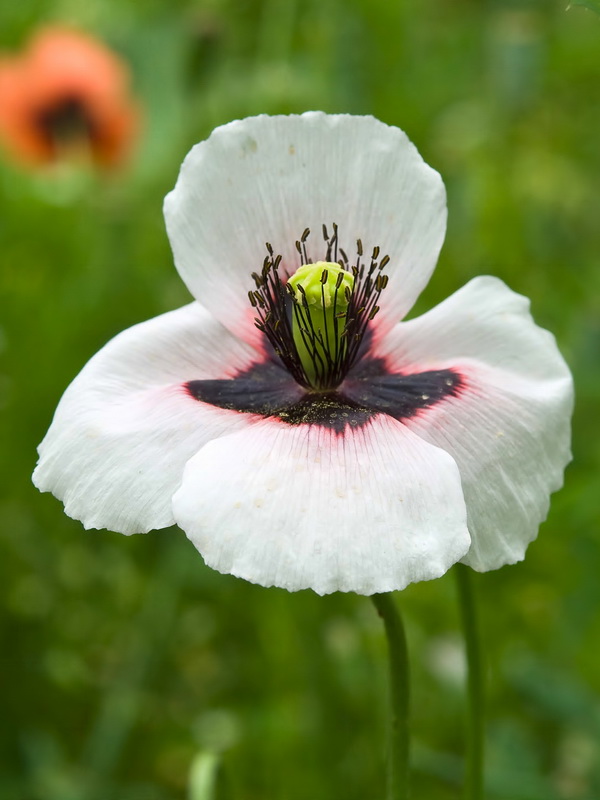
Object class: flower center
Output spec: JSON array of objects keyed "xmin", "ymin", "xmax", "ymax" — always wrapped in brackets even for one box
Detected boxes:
[
  {"xmin": 249, "ymin": 225, "xmax": 389, "ymax": 391},
  {"xmin": 34, "ymin": 96, "xmax": 95, "ymax": 158}
]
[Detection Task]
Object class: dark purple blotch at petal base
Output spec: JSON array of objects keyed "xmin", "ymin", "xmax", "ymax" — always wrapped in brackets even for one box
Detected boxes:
[
  {"xmin": 342, "ymin": 365, "xmax": 463, "ymax": 420},
  {"xmin": 186, "ymin": 358, "xmax": 463, "ymax": 432}
]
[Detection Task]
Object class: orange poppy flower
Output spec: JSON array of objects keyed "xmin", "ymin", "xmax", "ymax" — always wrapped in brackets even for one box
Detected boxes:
[{"xmin": 0, "ymin": 27, "xmax": 140, "ymax": 169}]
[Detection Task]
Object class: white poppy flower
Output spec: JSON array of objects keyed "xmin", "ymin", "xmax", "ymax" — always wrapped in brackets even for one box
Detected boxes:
[{"xmin": 33, "ymin": 112, "xmax": 573, "ymax": 595}]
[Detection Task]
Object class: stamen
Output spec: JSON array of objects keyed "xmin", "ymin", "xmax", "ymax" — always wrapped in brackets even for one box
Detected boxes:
[{"xmin": 248, "ymin": 226, "xmax": 390, "ymax": 391}]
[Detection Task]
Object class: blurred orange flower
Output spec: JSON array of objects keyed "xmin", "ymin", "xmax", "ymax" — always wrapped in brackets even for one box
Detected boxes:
[{"xmin": 0, "ymin": 26, "xmax": 140, "ymax": 169}]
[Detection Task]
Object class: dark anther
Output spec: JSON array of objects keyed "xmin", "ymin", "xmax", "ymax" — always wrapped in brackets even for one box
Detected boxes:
[
  {"xmin": 296, "ymin": 283, "xmax": 309, "ymax": 308},
  {"xmin": 357, "ymin": 239, "xmax": 363, "ymax": 256},
  {"xmin": 320, "ymin": 269, "xmax": 329, "ymax": 284},
  {"xmin": 335, "ymin": 271, "xmax": 344, "ymax": 289}
]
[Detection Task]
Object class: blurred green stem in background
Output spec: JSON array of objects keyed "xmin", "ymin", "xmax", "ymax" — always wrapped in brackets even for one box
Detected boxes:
[
  {"xmin": 189, "ymin": 751, "xmax": 228, "ymax": 800},
  {"xmin": 371, "ymin": 593, "xmax": 410, "ymax": 800},
  {"xmin": 455, "ymin": 564, "xmax": 485, "ymax": 800},
  {"xmin": 82, "ymin": 539, "xmax": 190, "ymax": 799}
]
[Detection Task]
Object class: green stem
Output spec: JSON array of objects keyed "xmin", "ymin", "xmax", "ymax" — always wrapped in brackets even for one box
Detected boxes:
[
  {"xmin": 455, "ymin": 564, "xmax": 485, "ymax": 800},
  {"xmin": 371, "ymin": 593, "xmax": 410, "ymax": 800}
]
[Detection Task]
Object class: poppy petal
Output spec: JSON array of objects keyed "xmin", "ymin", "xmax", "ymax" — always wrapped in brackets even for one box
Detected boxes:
[
  {"xmin": 172, "ymin": 414, "xmax": 471, "ymax": 595},
  {"xmin": 164, "ymin": 112, "xmax": 446, "ymax": 348},
  {"xmin": 33, "ymin": 303, "xmax": 257, "ymax": 533},
  {"xmin": 375, "ymin": 276, "xmax": 574, "ymax": 570}
]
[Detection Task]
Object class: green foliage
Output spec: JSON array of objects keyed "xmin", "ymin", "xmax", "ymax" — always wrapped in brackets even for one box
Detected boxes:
[
  {"xmin": 568, "ymin": 0, "xmax": 600, "ymax": 15},
  {"xmin": 1, "ymin": 1, "xmax": 599, "ymax": 798}
]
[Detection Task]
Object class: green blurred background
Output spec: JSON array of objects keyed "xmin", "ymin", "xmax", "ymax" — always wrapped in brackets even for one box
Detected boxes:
[{"xmin": 1, "ymin": 0, "xmax": 599, "ymax": 798}]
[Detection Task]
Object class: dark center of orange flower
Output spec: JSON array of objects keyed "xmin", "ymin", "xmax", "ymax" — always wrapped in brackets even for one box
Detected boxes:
[{"xmin": 34, "ymin": 96, "xmax": 95, "ymax": 156}]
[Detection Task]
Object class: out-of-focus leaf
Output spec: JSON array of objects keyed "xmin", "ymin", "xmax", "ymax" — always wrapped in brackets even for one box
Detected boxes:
[{"xmin": 568, "ymin": 0, "xmax": 600, "ymax": 14}]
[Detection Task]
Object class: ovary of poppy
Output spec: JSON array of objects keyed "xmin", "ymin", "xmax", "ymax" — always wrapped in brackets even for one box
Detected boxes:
[
  {"xmin": 0, "ymin": 26, "xmax": 139, "ymax": 168},
  {"xmin": 33, "ymin": 113, "xmax": 574, "ymax": 595}
]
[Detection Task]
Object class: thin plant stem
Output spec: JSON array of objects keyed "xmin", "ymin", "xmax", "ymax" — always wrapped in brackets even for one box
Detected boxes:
[
  {"xmin": 371, "ymin": 592, "xmax": 410, "ymax": 800},
  {"xmin": 455, "ymin": 564, "xmax": 485, "ymax": 800}
]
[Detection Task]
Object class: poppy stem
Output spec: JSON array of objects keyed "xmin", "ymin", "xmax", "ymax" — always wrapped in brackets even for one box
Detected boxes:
[
  {"xmin": 455, "ymin": 564, "xmax": 485, "ymax": 800},
  {"xmin": 371, "ymin": 592, "xmax": 410, "ymax": 800}
]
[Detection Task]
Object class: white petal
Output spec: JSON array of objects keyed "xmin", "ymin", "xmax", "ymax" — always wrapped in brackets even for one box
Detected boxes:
[
  {"xmin": 33, "ymin": 303, "xmax": 257, "ymax": 534},
  {"xmin": 172, "ymin": 415, "xmax": 470, "ymax": 595},
  {"xmin": 375, "ymin": 276, "xmax": 574, "ymax": 571},
  {"xmin": 164, "ymin": 112, "xmax": 446, "ymax": 347}
]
